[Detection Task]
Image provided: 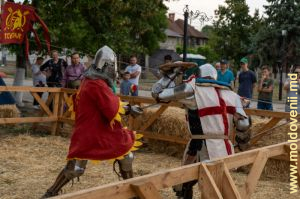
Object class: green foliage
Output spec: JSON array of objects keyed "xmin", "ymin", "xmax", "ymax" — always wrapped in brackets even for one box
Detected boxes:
[
  {"xmin": 252, "ymin": 0, "xmax": 300, "ymax": 67},
  {"xmin": 34, "ymin": 0, "xmax": 168, "ymax": 55},
  {"xmin": 196, "ymin": 45, "xmax": 219, "ymax": 63},
  {"xmin": 212, "ymin": 0, "xmax": 253, "ymax": 64}
]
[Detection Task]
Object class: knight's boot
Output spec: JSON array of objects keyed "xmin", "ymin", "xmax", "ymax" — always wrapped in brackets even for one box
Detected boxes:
[
  {"xmin": 42, "ymin": 160, "xmax": 87, "ymax": 198},
  {"xmin": 173, "ymin": 154, "xmax": 197, "ymax": 198},
  {"xmin": 114, "ymin": 152, "xmax": 134, "ymax": 180}
]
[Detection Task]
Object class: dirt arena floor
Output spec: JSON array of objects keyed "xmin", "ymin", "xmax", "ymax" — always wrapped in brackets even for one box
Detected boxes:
[{"xmin": 0, "ymin": 121, "xmax": 299, "ymax": 199}]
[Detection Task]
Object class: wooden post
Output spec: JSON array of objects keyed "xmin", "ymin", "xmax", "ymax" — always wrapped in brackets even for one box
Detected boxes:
[
  {"xmin": 199, "ymin": 164, "xmax": 223, "ymax": 199},
  {"xmin": 240, "ymin": 149, "xmax": 269, "ymax": 199},
  {"xmin": 51, "ymin": 92, "xmax": 60, "ymax": 135}
]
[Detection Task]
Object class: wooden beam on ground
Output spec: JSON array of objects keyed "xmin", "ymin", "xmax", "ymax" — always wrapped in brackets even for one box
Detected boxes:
[
  {"xmin": 0, "ymin": 117, "xmax": 57, "ymax": 124},
  {"xmin": 240, "ymin": 149, "xmax": 269, "ymax": 199},
  {"xmin": 199, "ymin": 164, "xmax": 223, "ymax": 199},
  {"xmin": 0, "ymin": 86, "xmax": 61, "ymax": 92},
  {"xmin": 250, "ymin": 117, "xmax": 282, "ymax": 145},
  {"xmin": 31, "ymin": 92, "xmax": 53, "ymax": 116},
  {"xmin": 131, "ymin": 182, "xmax": 162, "ymax": 199},
  {"xmin": 139, "ymin": 105, "xmax": 168, "ymax": 131},
  {"xmin": 59, "ymin": 117, "xmax": 74, "ymax": 125},
  {"xmin": 141, "ymin": 131, "xmax": 188, "ymax": 145}
]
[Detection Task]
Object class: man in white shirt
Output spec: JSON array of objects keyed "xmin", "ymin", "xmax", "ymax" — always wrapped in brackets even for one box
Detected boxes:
[
  {"xmin": 124, "ymin": 55, "xmax": 142, "ymax": 96},
  {"xmin": 32, "ymin": 57, "xmax": 46, "ymax": 109}
]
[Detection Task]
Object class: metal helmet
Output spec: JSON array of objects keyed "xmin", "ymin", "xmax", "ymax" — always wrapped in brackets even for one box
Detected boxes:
[
  {"xmin": 94, "ymin": 45, "xmax": 118, "ymax": 80},
  {"xmin": 199, "ymin": 63, "xmax": 217, "ymax": 80}
]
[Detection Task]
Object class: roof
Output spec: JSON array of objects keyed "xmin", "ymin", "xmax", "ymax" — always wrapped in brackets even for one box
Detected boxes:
[
  {"xmin": 164, "ymin": 29, "xmax": 182, "ymax": 38},
  {"xmin": 168, "ymin": 19, "xmax": 208, "ymax": 39}
]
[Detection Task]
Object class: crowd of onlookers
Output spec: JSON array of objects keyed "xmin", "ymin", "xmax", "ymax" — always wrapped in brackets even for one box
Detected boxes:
[
  {"xmin": 30, "ymin": 50, "xmax": 300, "ymax": 112},
  {"xmin": 213, "ymin": 57, "xmax": 300, "ymax": 112}
]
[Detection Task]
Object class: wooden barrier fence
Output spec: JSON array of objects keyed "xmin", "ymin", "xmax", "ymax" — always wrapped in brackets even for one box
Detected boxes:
[
  {"xmin": 52, "ymin": 140, "xmax": 300, "ymax": 199},
  {"xmin": 0, "ymin": 86, "xmax": 292, "ymax": 145}
]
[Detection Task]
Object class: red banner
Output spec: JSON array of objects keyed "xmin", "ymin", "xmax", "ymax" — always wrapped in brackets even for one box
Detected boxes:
[
  {"xmin": 0, "ymin": 2, "xmax": 50, "ymax": 56},
  {"xmin": 1, "ymin": 2, "xmax": 34, "ymax": 44}
]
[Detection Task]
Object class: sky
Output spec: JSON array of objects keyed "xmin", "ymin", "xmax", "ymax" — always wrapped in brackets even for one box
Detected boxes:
[{"xmin": 164, "ymin": 0, "xmax": 268, "ymax": 29}]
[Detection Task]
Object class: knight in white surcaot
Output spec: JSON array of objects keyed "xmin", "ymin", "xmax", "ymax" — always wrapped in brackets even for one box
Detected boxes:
[{"xmin": 151, "ymin": 63, "xmax": 251, "ymax": 199}]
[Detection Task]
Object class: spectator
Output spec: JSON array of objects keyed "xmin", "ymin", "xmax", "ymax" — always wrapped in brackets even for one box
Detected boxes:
[
  {"xmin": 237, "ymin": 57, "xmax": 257, "ymax": 108},
  {"xmin": 257, "ymin": 66, "xmax": 274, "ymax": 110},
  {"xmin": 32, "ymin": 57, "xmax": 46, "ymax": 109},
  {"xmin": 284, "ymin": 63, "xmax": 300, "ymax": 112},
  {"xmin": 40, "ymin": 50, "xmax": 67, "ymax": 87},
  {"xmin": 63, "ymin": 52, "xmax": 85, "ymax": 89},
  {"xmin": 215, "ymin": 62, "xmax": 221, "ymax": 71},
  {"xmin": 152, "ymin": 54, "xmax": 173, "ymax": 79},
  {"xmin": 120, "ymin": 72, "xmax": 136, "ymax": 96},
  {"xmin": 124, "ymin": 55, "xmax": 141, "ymax": 96},
  {"xmin": 217, "ymin": 59, "xmax": 234, "ymax": 88},
  {"xmin": 2, "ymin": 48, "xmax": 7, "ymax": 66}
]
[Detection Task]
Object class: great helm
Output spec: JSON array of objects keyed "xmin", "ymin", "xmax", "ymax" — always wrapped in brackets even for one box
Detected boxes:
[
  {"xmin": 94, "ymin": 45, "xmax": 118, "ymax": 80},
  {"xmin": 199, "ymin": 63, "xmax": 217, "ymax": 80}
]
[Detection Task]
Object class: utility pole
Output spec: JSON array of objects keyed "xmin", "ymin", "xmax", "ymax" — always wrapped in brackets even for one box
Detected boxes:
[{"xmin": 183, "ymin": 5, "xmax": 188, "ymax": 62}]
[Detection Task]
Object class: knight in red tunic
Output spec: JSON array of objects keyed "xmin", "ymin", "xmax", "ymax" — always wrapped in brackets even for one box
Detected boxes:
[
  {"xmin": 152, "ymin": 63, "xmax": 251, "ymax": 199},
  {"xmin": 43, "ymin": 46, "xmax": 142, "ymax": 198}
]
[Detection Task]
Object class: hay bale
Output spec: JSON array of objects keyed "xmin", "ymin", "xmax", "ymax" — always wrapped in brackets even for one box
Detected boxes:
[
  {"xmin": 133, "ymin": 107, "xmax": 188, "ymax": 158},
  {"xmin": 0, "ymin": 104, "xmax": 20, "ymax": 118}
]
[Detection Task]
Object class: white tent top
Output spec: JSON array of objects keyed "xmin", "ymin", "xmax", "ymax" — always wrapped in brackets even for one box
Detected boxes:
[{"xmin": 180, "ymin": 53, "xmax": 206, "ymax": 60}]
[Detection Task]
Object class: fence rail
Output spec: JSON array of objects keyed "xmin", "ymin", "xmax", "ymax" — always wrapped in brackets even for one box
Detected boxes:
[{"xmin": 52, "ymin": 140, "xmax": 300, "ymax": 199}]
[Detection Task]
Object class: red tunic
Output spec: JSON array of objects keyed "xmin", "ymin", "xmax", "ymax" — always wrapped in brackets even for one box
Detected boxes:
[{"xmin": 67, "ymin": 78, "xmax": 135, "ymax": 160}]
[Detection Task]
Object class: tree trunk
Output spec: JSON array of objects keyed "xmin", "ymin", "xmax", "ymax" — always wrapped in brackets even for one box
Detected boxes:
[{"xmin": 13, "ymin": 46, "xmax": 26, "ymax": 107}]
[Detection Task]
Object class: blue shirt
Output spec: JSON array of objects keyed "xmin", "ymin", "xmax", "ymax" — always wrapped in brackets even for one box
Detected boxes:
[
  {"xmin": 238, "ymin": 70, "xmax": 257, "ymax": 98},
  {"xmin": 120, "ymin": 80, "xmax": 132, "ymax": 95},
  {"xmin": 217, "ymin": 70, "xmax": 234, "ymax": 84}
]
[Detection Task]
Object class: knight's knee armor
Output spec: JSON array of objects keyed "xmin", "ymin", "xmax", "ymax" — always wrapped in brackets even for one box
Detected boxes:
[
  {"xmin": 114, "ymin": 152, "xmax": 134, "ymax": 180},
  {"xmin": 42, "ymin": 160, "xmax": 87, "ymax": 198}
]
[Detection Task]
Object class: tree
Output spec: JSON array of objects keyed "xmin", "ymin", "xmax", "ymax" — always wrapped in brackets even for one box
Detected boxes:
[
  {"xmin": 35, "ymin": 0, "xmax": 168, "ymax": 55},
  {"xmin": 212, "ymin": 0, "xmax": 252, "ymax": 64},
  {"xmin": 252, "ymin": 0, "xmax": 300, "ymax": 69}
]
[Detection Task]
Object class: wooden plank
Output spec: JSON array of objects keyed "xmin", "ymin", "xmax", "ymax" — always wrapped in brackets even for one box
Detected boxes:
[
  {"xmin": 31, "ymin": 92, "xmax": 53, "ymax": 116},
  {"xmin": 206, "ymin": 161, "xmax": 225, "ymax": 193},
  {"xmin": 0, "ymin": 86, "xmax": 61, "ymax": 92},
  {"xmin": 54, "ymin": 162, "xmax": 200, "ymax": 199},
  {"xmin": 0, "ymin": 117, "xmax": 57, "ymax": 124},
  {"xmin": 119, "ymin": 95, "xmax": 182, "ymax": 108},
  {"xmin": 141, "ymin": 131, "xmax": 188, "ymax": 145},
  {"xmin": 51, "ymin": 92, "xmax": 60, "ymax": 135},
  {"xmin": 139, "ymin": 105, "xmax": 168, "ymax": 131},
  {"xmin": 199, "ymin": 164, "xmax": 223, "ymax": 199},
  {"xmin": 59, "ymin": 117, "xmax": 74, "ymax": 124},
  {"xmin": 250, "ymin": 118, "xmax": 282, "ymax": 145},
  {"xmin": 244, "ymin": 109, "xmax": 290, "ymax": 118},
  {"xmin": 222, "ymin": 163, "xmax": 241, "ymax": 199},
  {"xmin": 130, "ymin": 182, "xmax": 162, "ymax": 199},
  {"xmin": 53, "ymin": 141, "xmax": 300, "ymax": 199},
  {"xmin": 240, "ymin": 149, "xmax": 269, "ymax": 199}
]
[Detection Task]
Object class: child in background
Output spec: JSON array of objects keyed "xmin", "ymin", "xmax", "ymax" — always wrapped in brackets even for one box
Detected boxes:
[
  {"xmin": 120, "ymin": 72, "xmax": 137, "ymax": 96},
  {"xmin": 257, "ymin": 66, "xmax": 274, "ymax": 110}
]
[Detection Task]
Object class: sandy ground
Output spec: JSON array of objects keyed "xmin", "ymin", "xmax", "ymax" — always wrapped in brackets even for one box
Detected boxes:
[{"xmin": 0, "ymin": 124, "xmax": 299, "ymax": 199}]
